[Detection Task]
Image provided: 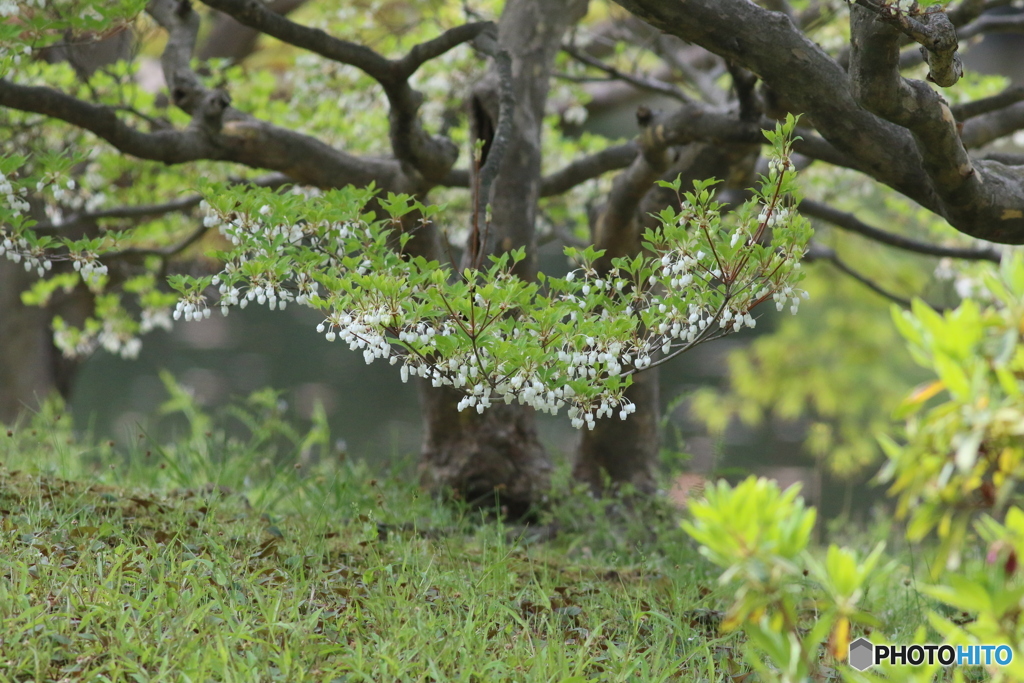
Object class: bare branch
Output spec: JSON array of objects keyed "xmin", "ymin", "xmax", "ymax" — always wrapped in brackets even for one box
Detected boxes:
[
  {"xmin": 805, "ymin": 242, "xmax": 916, "ymax": 308},
  {"xmin": 199, "ymin": 0, "xmax": 393, "ymax": 80},
  {"xmin": 562, "ymin": 44, "xmax": 691, "ymax": 103},
  {"xmin": 396, "ymin": 22, "xmax": 497, "ymax": 79},
  {"xmin": 849, "ymin": 4, "xmax": 1024, "ymax": 244},
  {"xmin": 799, "ymin": 199, "xmax": 1002, "ymax": 262},
  {"xmin": 610, "ymin": 0, "xmax": 940, "ymax": 210},
  {"xmin": 466, "ymin": 50, "xmax": 516, "ymax": 270},
  {"xmin": 981, "ymin": 151, "xmax": 1024, "ymax": 166},
  {"xmin": 958, "ymin": 10, "xmax": 1024, "ymax": 40},
  {"xmin": 0, "ymin": 79, "xmax": 220, "ymax": 164},
  {"xmin": 961, "ymin": 101, "xmax": 1024, "ymax": 148},
  {"xmin": 952, "ymin": 85, "xmax": 1024, "ymax": 122},
  {"xmin": 34, "ymin": 173, "xmax": 290, "ymax": 234}
]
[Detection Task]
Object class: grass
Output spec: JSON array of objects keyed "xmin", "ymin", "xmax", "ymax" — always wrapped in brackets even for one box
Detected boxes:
[{"xmin": 0, "ymin": 394, "xmax": 930, "ymax": 682}]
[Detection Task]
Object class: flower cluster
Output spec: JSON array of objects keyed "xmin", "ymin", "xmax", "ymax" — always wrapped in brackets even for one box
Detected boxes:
[
  {"xmin": 166, "ymin": 119, "xmax": 811, "ymax": 429},
  {"xmin": 0, "ymin": 170, "xmax": 29, "ymax": 216},
  {"xmin": 173, "ymin": 297, "xmax": 211, "ymax": 322},
  {"xmin": 70, "ymin": 252, "xmax": 108, "ymax": 280},
  {"xmin": 53, "ymin": 316, "xmax": 143, "ymax": 360},
  {"xmin": 1, "ymin": 235, "xmax": 54, "ymax": 277}
]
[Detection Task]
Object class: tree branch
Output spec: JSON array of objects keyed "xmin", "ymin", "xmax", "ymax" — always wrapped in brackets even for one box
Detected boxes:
[
  {"xmin": 952, "ymin": 85, "xmax": 1024, "ymax": 122},
  {"xmin": 468, "ymin": 49, "xmax": 516, "ymax": 269},
  {"xmin": 199, "ymin": 0, "xmax": 492, "ymax": 182},
  {"xmin": 199, "ymin": 0, "xmax": 393, "ymax": 80},
  {"xmin": 610, "ymin": 0, "xmax": 939, "ymax": 210},
  {"xmin": 540, "ymin": 142, "xmax": 639, "ymax": 196},
  {"xmin": 958, "ymin": 10, "xmax": 1024, "ymax": 40},
  {"xmin": 0, "ymin": 79, "xmax": 406, "ymax": 190},
  {"xmin": 562, "ymin": 44, "xmax": 691, "ymax": 103},
  {"xmin": 850, "ymin": 0, "xmax": 963, "ymax": 87},
  {"xmin": 849, "ymin": 4, "xmax": 1024, "ymax": 244},
  {"xmin": 799, "ymin": 199, "xmax": 1002, "ymax": 262},
  {"xmin": 805, "ymin": 242, "xmax": 916, "ymax": 308},
  {"xmin": 33, "ymin": 173, "xmax": 290, "ymax": 233},
  {"xmin": 960, "ymin": 101, "xmax": 1024, "ymax": 148}
]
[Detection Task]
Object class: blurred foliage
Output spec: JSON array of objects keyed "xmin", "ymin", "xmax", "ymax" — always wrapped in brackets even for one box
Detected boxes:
[
  {"xmin": 692, "ymin": 267, "xmax": 922, "ymax": 477},
  {"xmin": 685, "ymin": 254, "xmax": 1024, "ymax": 683}
]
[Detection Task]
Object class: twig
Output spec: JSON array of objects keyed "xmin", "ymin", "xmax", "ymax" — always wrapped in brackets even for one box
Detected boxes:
[{"xmin": 562, "ymin": 44, "xmax": 690, "ymax": 102}]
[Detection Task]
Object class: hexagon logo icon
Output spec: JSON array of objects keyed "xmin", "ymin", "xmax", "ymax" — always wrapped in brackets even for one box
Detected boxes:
[{"xmin": 849, "ymin": 637, "xmax": 874, "ymax": 671}]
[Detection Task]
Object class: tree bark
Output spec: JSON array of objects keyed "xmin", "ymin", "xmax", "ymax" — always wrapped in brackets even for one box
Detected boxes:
[
  {"xmin": 417, "ymin": 386, "xmax": 551, "ymax": 517},
  {"xmin": 574, "ymin": 366, "xmax": 660, "ymax": 494}
]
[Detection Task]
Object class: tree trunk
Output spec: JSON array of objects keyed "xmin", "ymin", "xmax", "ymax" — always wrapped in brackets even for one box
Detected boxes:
[
  {"xmin": 417, "ymin": 386, "xmax": 551, "ymax": 516},
  {"xmin": 574, "ymin": 366, "xmax": 659, "ymax": 493},
  {"xmin": 1, "ymin": 34, "xmax": 132, "ymax": 424},
  {"xmin": 416, "ymin": 0, "xmax": 588, "ymax": 514},
  {"xmin": 0, "ymin": 261, "xmax": 56, "ymax": 422},
  {"xmin": 0, "ymin": 261, "xmax": 82, "ymax": 423},
  {"xmin": 574, "ymin": 139, "xmax": 760, "ymax": 492}
]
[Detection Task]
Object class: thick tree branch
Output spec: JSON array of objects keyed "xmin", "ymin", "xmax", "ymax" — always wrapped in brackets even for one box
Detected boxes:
[
  {"xmin": 960, "ymin": 101, "xmax": 1024, "ymax": 148},
  {"xmin": 799, "ymin": 199, "xmax": 1002, "ymax": 262},
  {"xmin": 540, "ymin": 142, "xmax": 639, "ymax": 197},
  {"xmin": 198, "ymin": 0, "xmax": 392, "ymax": 80},
  {"xmin": 396, "ymin": 23, "xmax": 497, "ymax": 79},
  {"xmin": 850, "ymin": 5, "xmax": 1024, "ymax": 244},
  {"xmin": 199, "ymin": 0, "xmax": 492, "ymax": 183},
  {"xmin": 0, "ymin": 79, "xmax": 406, "ymax": 190},
  {"xmin": 467, "ymin": 0, "xmax": 589, "ymax": 279},
  {"xmin": 851, "ymin": 0, "xmax": 963, "ymax": 87},
  {"xmin": 610, "ymin": 0, "xmax": 942, "ymax": 213},
  {"xmin": 465, "ymin": 50, "xmax": 516, "ymax": 270}
]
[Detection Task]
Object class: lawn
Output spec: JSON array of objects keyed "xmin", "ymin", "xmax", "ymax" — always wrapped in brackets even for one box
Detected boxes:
[{"xmin": 0, "ymin": 396, "xmax": 926, "ymax": 682}]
